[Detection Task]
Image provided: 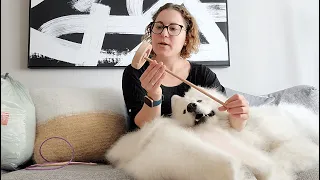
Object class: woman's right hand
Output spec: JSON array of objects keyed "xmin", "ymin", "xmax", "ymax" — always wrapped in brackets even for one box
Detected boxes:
[{"xmin": 140, "ymin": 60, "xmax": 166, "ymax": 100}]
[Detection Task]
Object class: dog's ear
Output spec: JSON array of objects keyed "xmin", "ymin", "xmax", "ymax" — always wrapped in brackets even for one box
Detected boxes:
[{"xmin": 171, "ymin": 95, "xmax": 181, "ymax": 107}]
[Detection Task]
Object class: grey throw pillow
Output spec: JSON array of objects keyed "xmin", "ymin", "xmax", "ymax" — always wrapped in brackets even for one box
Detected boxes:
[
  {"xmin": 225, "ymin": 88, "xmax": 275, "ymax": 107},
  {"xmin": 266, "ymin": 85, "xmax": 319, "ymax": 114}
]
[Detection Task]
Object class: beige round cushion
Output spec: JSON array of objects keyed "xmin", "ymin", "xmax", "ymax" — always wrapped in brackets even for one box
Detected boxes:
[
  {"xmin": 33, "ymin": 111, "xmax": 125, "ymax": 164},
  {"xmin": 29, "ymin": 88, "xmax": 128, "ymax": 164}
]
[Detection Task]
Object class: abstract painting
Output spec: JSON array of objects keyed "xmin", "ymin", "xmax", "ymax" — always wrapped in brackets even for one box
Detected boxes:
[{"xmin": 28, "ymin": 0, "xmax": 230, "ymax": 68}]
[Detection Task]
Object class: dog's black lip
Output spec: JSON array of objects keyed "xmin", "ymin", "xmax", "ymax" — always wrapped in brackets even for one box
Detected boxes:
[
  {"xmin": 194, "ymin": 116, "xmax": 207, "ymax": 125},
  {"xmin": 193, "ymin": 110, "xmax": 215, "ymax": 125},
  {"xmin": 195, "ymin": 113, "xmax": 204, "ymax": 119}
]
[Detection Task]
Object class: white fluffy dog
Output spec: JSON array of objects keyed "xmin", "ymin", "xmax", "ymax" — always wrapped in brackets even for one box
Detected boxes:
[{"xmin": 105, "ymin": 87, "xmax": 319, "ymax": 180}]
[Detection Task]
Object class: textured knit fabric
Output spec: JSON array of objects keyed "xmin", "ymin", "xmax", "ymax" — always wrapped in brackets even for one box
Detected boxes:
[
  {"xmin": 225, "ymin": 88, "xmax": 275, "ymax": 106},
  {"xmin": 266, "ymin": 85, "xmax": 319, "ymax": 114},
  {"xmin": 122, "ymin": 61, "xmax": 225, "ymax": 132}
]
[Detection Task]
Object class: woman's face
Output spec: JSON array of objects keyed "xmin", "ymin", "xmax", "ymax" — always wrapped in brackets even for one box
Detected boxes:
[{"xmin": 151, "ymin": 9, "xmax": 187, "ymax": 58}]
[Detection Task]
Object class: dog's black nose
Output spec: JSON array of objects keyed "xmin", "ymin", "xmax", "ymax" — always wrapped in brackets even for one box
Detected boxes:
[
  {"xmin": 187, "ymin": 103, "xmax": 197, "ymax": 112},
  {"xmin": 208, "ymin": 110, "xmax": 215, "ymax": 117}
]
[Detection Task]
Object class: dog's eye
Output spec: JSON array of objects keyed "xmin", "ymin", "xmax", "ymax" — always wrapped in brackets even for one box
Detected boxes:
[
  {"xmin": 183, "ymin": 109, "xmax": 186, "ymax": 114},
  {"xmin": 197, "ymin": 100, "xmax": 202, "ymax": 103}
]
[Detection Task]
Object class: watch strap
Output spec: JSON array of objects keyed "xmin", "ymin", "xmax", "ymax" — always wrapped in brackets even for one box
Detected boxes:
[
  {"xmin": 144, "ymin": 95, "xmax": 163, "ymax": 107},
  {"xmin": 152, "ymin": 97, "xmax": 162, "ymax": 107}
]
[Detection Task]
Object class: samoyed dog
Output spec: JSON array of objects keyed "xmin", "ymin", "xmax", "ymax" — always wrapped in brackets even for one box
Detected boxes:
[
  {"xmin": 171, "ymin": 87, "xmax": 319, "ymax": 179},
  {"xmin": 105, "ymin": 87, "xmax": 319, "ymax": 180}
]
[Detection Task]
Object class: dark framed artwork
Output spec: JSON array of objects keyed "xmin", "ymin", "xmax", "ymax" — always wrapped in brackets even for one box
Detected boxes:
[{"xmin": 28, "ymin": 0, "xmax": 230, "ymax": 68}]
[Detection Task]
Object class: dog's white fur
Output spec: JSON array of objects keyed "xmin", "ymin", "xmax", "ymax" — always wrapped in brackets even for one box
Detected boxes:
[{"xmin": 106, "ymin": 87, "xmax": 319, "ymax": 180}]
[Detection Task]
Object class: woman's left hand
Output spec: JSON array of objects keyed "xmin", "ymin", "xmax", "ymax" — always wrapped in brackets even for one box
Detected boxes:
[{"xmin": 218, "ymin": 94, "xmax": 249, "ymax": 131}]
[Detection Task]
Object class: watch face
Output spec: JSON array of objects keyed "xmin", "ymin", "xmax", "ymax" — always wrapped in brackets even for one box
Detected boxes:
[{"xmin": 144, "ymin": 96, "xmax": 153, "ymax": 107}]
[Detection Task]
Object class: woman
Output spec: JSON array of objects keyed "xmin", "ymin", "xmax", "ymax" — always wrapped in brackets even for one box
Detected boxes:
[{"xmin": 122, "ymin": 3, "xmax": 249, "ymax": 132}]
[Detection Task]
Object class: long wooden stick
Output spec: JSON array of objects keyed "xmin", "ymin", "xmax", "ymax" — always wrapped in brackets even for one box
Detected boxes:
[{"xmin": 144, "ymin": 57, "xmax": 226, "ymax": 106}]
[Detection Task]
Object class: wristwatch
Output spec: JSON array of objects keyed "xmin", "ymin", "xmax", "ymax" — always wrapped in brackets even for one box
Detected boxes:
[{"xmin": 144, "ymin": 95, "xmax": 162, "ymax": 107}]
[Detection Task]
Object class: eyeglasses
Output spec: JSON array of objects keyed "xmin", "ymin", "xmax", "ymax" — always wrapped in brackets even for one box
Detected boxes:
[{"xmin": 150, "ymin": 22, "xmax": 186, "ymax": 36}]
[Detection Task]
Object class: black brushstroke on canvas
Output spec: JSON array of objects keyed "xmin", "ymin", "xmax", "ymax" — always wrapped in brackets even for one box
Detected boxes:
[{"xmin": 28, "ymin": 0, "xmax": 229, "ymax": 68}]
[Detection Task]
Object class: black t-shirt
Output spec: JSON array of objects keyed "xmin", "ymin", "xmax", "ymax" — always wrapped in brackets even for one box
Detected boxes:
[{"xmin": 122, "ymin": 61, "xmax": 225, "ymax": 132}]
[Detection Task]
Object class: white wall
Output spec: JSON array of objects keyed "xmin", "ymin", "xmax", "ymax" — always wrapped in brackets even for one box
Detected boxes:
[{"xmin": 1, "ymin": 0, "xmax": 319, "ymax": 95}]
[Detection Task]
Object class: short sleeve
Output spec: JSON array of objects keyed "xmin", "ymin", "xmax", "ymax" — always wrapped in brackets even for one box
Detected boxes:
[{"xmin": 202, "ymin": 65, "xmax": 226, "ymax": 94}]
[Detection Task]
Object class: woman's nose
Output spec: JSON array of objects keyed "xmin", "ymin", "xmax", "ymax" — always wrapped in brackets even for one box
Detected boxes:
[{"xmin": 160, "ymin": 27, "xmax": 169, "ymax": 37}]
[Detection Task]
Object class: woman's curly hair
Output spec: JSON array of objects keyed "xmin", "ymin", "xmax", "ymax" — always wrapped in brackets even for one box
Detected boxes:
[{"xmin": 141, "ymin": 3, "xmax": 200, "ymax": 59}]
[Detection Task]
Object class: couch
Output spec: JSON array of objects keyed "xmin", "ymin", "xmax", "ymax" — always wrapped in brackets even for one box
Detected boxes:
[{"xmin": 1, "ymin": 85, "xmax": 319, "ymax": 180}]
